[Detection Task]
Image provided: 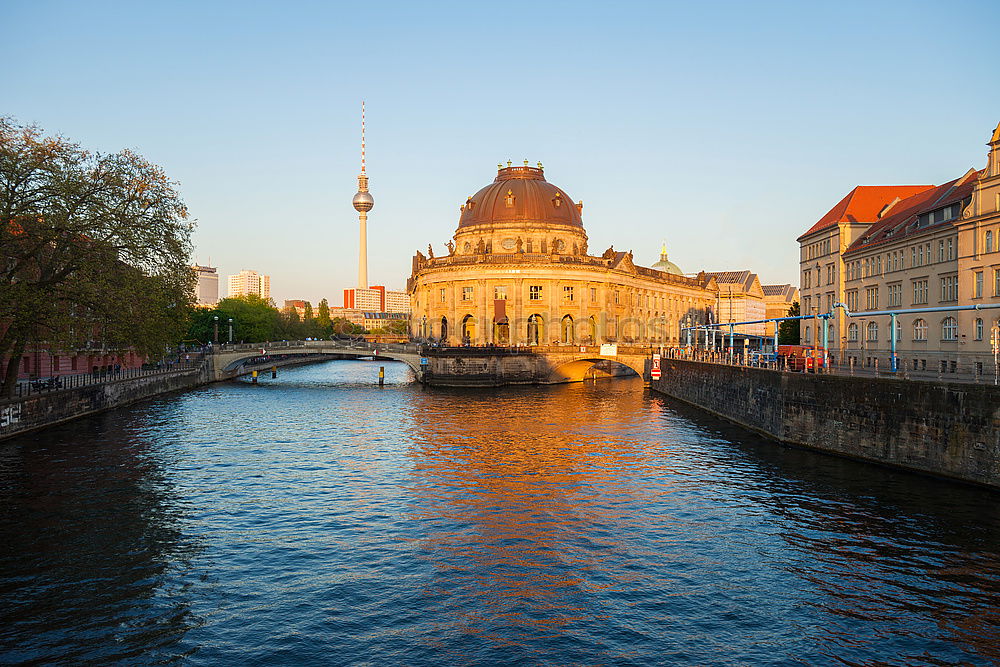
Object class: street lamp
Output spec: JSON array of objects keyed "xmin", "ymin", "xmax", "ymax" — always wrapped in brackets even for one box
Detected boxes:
[
  {"xmin": 213, "ymin": 315, "xmax": 219, "ymax": 344},
  {"xmin": 228, "ymin": 318, "xmax": 233, "ymax": 344}
]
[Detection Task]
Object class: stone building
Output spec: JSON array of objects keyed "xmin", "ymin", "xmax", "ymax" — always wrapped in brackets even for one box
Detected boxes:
[
  {"xmin": 762, "ymin": 284, "xmax": 799, "ymax": 336},
  {"xmin": 407, "ymin": 163, "xmax": 718, "ymax": 346},
  {"xmin": 797, "ymin": 122, "xmax": 1000, "ymax": 372},
  {"xmin": 703, "ymin": 271, "xmax": 767, "ymax": 336}
]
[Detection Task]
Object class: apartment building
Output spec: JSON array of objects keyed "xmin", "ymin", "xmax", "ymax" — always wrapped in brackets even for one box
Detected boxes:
[
  {"xmin": 797, "ymin": 121, "xmax": 1000, "ymax": 373},
  {"xmin": 703, "ymin": 271, "xmax": 767, "ymax": 336}
]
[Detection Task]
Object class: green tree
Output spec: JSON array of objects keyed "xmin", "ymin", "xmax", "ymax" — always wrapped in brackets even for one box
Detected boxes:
[
  {"xmin": 0, "ymin": 118, "xmax": 194, "ymax": 397},
  {"xmin": 778, "ymin": 301, "xmax": 800, "ymax": 345},
  {"xmin": 316, "ymin": 298, "xmax": 332, "ymax": 337},
  {"xmin": 186, "ymin": 295, "xmax": 283, "ymax": 344}
]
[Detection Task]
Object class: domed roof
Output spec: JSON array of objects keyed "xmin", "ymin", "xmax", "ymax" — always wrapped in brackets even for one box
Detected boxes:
[
  {"xmin": 652, "ymin": 244, "xmax": 683, "ymax": 275},
  {"xmin": 457, "ymin": 164, "xmax": 583, "ymax": 229}
]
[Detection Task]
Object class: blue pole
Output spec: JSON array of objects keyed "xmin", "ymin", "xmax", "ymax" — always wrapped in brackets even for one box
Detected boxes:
[
  {"xmin": 728, "ymin": 324, "xmax": 734, "ymax": 363},
  {"xmin": 890, "ymin": 312, "xmax": 897, "ymax": 372},
  {"xmin": 822, "ymin": 316, "xmax": 829, "ymax": 372}
]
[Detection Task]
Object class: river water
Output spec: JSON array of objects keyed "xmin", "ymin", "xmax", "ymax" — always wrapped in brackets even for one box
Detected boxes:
[{"xmin": 1, "ymin": 360, "xmax": 998, "ymax": 665}]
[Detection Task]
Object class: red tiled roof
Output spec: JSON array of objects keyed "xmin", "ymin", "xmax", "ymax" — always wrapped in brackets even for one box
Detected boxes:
[
  {"xmin": 797, "ymin": 185, "xmax": 933, "ymax": 241},
  {"xmin": 844, "ymin": 169, "xmax": 982, "ymax": 255}
]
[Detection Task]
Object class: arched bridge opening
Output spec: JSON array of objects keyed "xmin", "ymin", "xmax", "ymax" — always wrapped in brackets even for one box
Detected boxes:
[{"xmin": 547, "ymin": 357, "xmax": 643, "ymax": 383}]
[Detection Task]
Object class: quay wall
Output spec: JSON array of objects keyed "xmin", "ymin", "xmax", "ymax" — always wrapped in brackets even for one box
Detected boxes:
[
  {"xmin": 652, "ymin": 359, "xmax": 1000, "ymax": 488},
  {"xmin": 0, "ymin": 368, "xmax": 207, "ymax": 441}
]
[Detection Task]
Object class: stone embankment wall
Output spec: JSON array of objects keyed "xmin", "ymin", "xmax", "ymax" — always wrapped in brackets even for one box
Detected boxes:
[
  {"xmin": 0, "ymin": 368, "xmax": 208, "ymax": 441},
  {"xmin": 652, "ymin": 359, "xmax": 1000, "ymax": 488}
]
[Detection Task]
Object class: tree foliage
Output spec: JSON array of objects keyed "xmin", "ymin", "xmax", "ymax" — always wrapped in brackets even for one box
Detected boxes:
[
  {"xmin": 778, "ymin": 301, "xmax": 800, "ymax": 345},
  {"xmin": 0, "ymin": 118, "xmax": 194, "ymax": 396}
]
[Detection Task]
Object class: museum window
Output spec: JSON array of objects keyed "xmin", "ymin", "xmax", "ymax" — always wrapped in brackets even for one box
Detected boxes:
[
  {"xmin": 439, "ymin": 288, "xmax": 446, "ymax": 303},
  {"xmin": 590, "ymin": 287, "xmax": 597, "ymax": 302},
  {"xmin": 494, "ymin": 286, "xmax": 507, "ymax": 300},
  {"xmin": 913, "ymin": 319, "xmax": 927, "ymax": 341},
  {"xmin": 529, "ymin": 285, "xmax": 542, "ymax": 300},
  {"xmin": 614, "ymin": 291, "xmax": 620, "ymax": 305},
  {"xmin": 504, "ymin": 190, "xmax": 515, "ymax": 207},
  {"xmin": 942, "ymin": 317, "xmax": 958, "ymax": 341},
  {"xmin": 563, "ymin": 286, "xmax": 574, "ymax": 301},
  {"xmin": 462, "ymin": 287, "xmax": 473, "ymax": 301}
]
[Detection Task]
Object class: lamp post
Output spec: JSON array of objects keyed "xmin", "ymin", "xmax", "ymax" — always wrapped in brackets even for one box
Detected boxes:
[
  {"xmin": 228, "ymin": 318, "xmax": 233, "ymax": 344},
  {"xmin": 213, "ymin": 315, "xmax": 219, "ymax": 344}
]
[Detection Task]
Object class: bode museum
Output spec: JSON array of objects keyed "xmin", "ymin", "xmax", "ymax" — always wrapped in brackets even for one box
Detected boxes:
[{"xmin": 407, "ymin": 163, "xmax": 719, "ymax": 345}]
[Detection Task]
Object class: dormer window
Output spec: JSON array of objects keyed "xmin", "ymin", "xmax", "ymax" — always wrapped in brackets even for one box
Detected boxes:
[
  {"xmin": 465, "ymin": 197, "xmax": 475, "ymax": 211},
  {"xmin": 552, "ymin": 193, "xmax": 562, "ymax": 208},
  {"xmin": 505, "ymin": 190, "xmax": 515, "ymax": 208}
]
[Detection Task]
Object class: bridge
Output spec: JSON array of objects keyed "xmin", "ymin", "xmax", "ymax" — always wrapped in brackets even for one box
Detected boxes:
[{"xmin": 207, "ymin": 340, "xmax": 653, "ymax": 386}]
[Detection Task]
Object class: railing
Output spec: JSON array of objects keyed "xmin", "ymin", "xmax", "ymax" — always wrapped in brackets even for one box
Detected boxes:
[{"xmin": 10, "ymin": 358, "xmax": 203, "ymax": 400}]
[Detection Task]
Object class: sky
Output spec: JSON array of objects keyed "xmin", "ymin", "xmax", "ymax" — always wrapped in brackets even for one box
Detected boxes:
[{"xmin": 4, "ymin": 0, "xmax": 1000, "ymax": 306}]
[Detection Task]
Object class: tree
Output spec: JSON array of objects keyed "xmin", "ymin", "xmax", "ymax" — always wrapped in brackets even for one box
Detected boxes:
[
  {"xmin": 316, "ymin": 298, "xmax": 332, "ymax": 337},
  {"xmin": 778, "ymin": 301, "xmax": 800, "ymax": 345},
  {"xmin": 1, "ymin": 118, "xmax": 194, "ymax": 397}
]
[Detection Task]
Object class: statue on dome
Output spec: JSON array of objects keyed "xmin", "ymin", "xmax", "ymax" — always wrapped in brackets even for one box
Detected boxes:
[
  {"xmin": 427, "ymin": 244, "xmax": 434, "ymax": 259},
  {"xmin": 446, "ymin": 240, "xmax": 455, "ymax": 256}
]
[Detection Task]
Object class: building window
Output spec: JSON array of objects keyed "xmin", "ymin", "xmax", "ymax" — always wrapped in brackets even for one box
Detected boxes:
[
  {"xmin": 913, "ymin": 319, "xmax": 927, "ymax": 340},
  {"xmin": 947, "ymin": 237, "xmax": 954, "ymax": 260},
  {"xmin": 942, "ymin": 317, "xmax": 958, "ymax": 341},
  {"xmin": 804, "ymin": 325, "xmax": 811, "ymax": 343},
  {"xmin": 462, "ymin": 287, "xmax": 473, "ymax": 301},
  {"xmin": 938, "ymin": 240, "xmax": 945, "ymax": 263},
  {"xmin": 865, "ymin": 287, "xmax": 878, "ymax": 310},
  {"xmin": 439, "ymin": 288, "xmax": 446, "ymax": 303},
  {"xmin": 494, "ymin": 286, "xmax": 507, "ymax": 300},
  {"xmin": 614, "ymin": 291, "xmax": 620, "ymax": 305},
  {"xmin": 563, "ymin": 286, "xmax": 574, "ymax": 301},
  {"xmin": 827, "ymin": 264, "xmax": 834, "ymax": 284},
  {"xmin": 529, "ymin": 285, "xmax": 542, "ymax": 300},
  {"xmin": 912, "ymin": 279, "xmax": 928, "ymax": 305},
  {"xmin": 975, "ymin": 271, "xmax": 984, "ymax": 298},
  {"xmin": 504, "ymin": 189, "xmax": 515, "ymax": 207},
  {"xmin": 848, "ymin": 323, "xmax": 858, "ymax": 342},
  {"xmin": 939, "ymin": 275, "xmax": 958, "ymax": 302},
  {"xmin": 846, "ymin": 290, "xmax": 858, "ymax": 312},
  {"xmin": 887, "ymin": 283, "xmax": 901, "ymax": 307},
  {"xmin": 866, "ymin": 321, "xmax": 878, "ymax": 342},
  {"xmin": 975, "ymin": 318, "xmax": 984, "ymax": 341},
  {"xmin": 987, "ymin": 230, "xmax": 994, "ymax": 253},
  {"xmin": 590, "ymin": 287, "xmax": 597, "ymax": 301},
  {"xmin": 995, "ymin": 269, "xmax": 1000, "ymax": 297}
]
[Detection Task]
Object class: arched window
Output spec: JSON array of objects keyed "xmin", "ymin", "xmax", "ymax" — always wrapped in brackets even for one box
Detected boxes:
[
  {"xmin": 913, "ymin": 319, "xmax": 927, "ymax": 341},
  {"xmin": 461, "ymin": 314, "xmax": 475, "ymax": 343},
  {"xmin": 975, "ymin": 318, "xmax": 984, "ymax": 341},
  {"xmin": 942, "ymin": 317, "xmax": 958, "ymax": 341},
  {"xmin": 561, "ymin": 315, "xmax": 575, "ymax": 344},
  {"xmin": 987, "ymin": 230, "xmax": 994, "ymax": 253},
  {"xmin": 526, "ymin": 314, "xmax": 542, "ymax": 346},
  {"xmin": 866, "ymin": 321, "xmax": 878, "ymax": 342},
  {"xmin": 848, "ymin": 322, "xmax": 858, "ymax": 342}
]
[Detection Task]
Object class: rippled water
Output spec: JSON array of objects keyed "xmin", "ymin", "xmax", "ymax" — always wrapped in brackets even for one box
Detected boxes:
[{"xmin": 1, "ymin": 360, "xmax": 999, "ymax": 665}]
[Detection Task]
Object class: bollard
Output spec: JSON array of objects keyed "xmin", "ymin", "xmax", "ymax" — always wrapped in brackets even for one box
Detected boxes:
[
  {"xmin": 379, "ymin": 366, "xmax": 385, "ymax": 386},
  {"xmin": 271, "ymin": 365, "xmax": 277, "ymax": 379},
  {"xmin": 252, "ymin": 370, "xmax": 258, "ymax": 384}
]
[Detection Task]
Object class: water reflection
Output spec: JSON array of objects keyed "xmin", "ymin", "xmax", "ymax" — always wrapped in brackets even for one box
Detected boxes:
[
  {"xmin": 0, "ymin": 415, "xmax": 204, "ymax": 663},
  {"xmin": 0, "ymin": 360, "xmax": 997, "ymax": 665}
]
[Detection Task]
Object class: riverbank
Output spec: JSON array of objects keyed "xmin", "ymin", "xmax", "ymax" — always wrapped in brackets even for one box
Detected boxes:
[{"xmin": 651, "ymin": 358, "xmax": 1000, "ymax": 489}]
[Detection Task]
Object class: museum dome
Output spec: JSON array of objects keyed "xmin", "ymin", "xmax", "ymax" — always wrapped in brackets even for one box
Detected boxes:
[
  {"xmin": 652, "ymin": 244, "xmax": 683, "ymax": 275},
  {"xmin": 457, "ymin": 163, "xmax": 583, "ymax": 229}
]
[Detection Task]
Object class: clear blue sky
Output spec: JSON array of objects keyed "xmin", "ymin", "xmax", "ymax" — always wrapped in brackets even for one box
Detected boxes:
[{"xmin": 5, "ymin": 0, "xmax": 999, "ymax": 305}]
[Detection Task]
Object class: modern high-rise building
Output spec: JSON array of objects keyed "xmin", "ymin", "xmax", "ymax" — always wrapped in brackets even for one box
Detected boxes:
[
  {"xmin": 228, "ymin": 270, "xmax": 271, "ymax": 300},
  {"xmin": 342, "ymin": 286, "xmax": 410, "ymax": 313},
  {"xmin": 192, "ymin": 264, "xmax": 219, "ymax": 306}
]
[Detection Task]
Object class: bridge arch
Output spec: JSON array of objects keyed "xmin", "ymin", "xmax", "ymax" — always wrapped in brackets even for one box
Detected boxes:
[{"xmin": 546, "ymin": 356, "xmax": 643, "ymax": 383}]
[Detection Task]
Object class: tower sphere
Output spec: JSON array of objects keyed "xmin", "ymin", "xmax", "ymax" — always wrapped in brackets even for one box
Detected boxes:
[{"xmin": 353, "ymin": 191, "xmax": 374, "ymax": 212}]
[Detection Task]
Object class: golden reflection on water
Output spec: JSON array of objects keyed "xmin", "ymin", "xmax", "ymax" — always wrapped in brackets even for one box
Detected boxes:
[{"xmin": 402, "ymin": 379, "xmax": 683, "ymax": 642}]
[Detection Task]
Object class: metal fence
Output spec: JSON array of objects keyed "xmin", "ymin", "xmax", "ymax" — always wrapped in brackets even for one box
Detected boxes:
[{"xmin": 12, "ymin": 358, "xmax": 203, "ymax": 399}]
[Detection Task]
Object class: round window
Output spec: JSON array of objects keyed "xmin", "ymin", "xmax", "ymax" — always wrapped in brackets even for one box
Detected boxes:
[
  {"xmin": 555, "ymin": 239, "xmax": 566, "ymax": 251},
  {"xmin": 501, "ymin": 238, "xmax": 516, "ymax": 250}
]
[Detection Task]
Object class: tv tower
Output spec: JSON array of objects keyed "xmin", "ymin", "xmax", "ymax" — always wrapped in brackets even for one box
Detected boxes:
[{"xmin": 352, "ymin": 101, "xmax": 374, "ymax": 288}]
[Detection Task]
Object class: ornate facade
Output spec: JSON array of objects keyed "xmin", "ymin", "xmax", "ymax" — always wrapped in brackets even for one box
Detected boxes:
[{"xmin": 408, "ymin": 163, "xmax": 717, "ymax": 346}]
